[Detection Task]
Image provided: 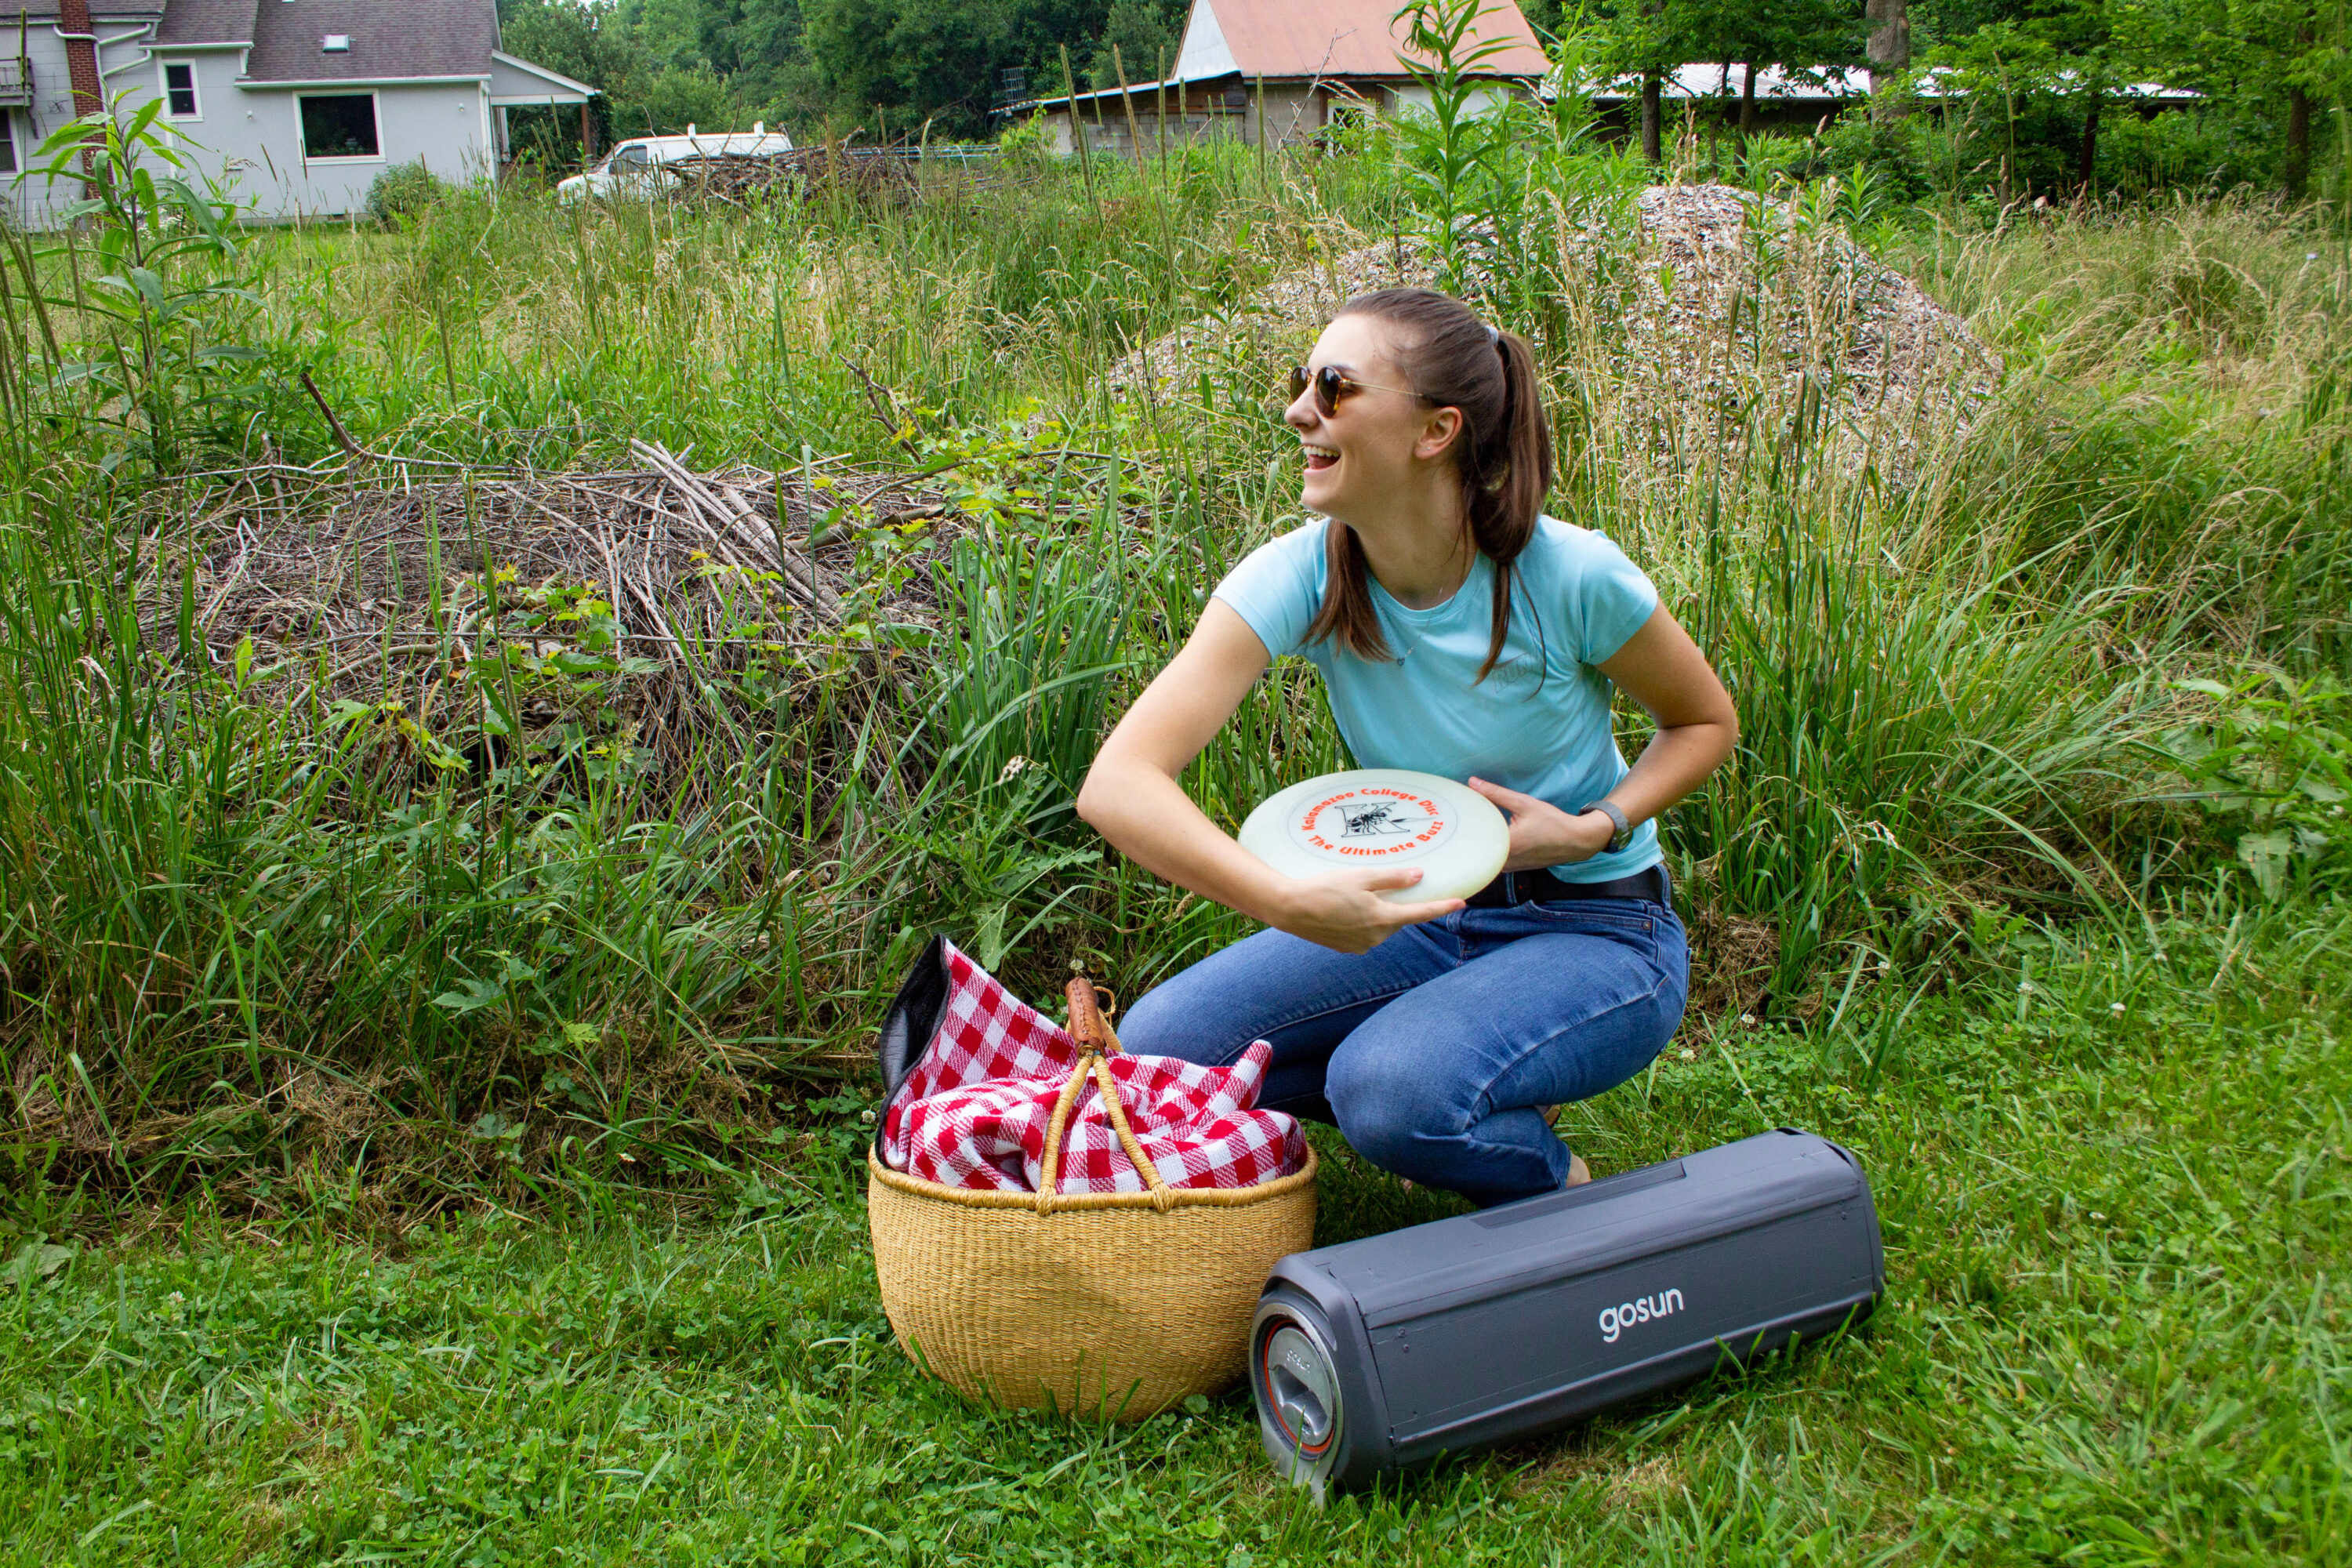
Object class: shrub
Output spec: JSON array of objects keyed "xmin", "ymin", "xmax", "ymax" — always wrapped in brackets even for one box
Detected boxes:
[
  {"xmin": 365, "ymin": 161, "xmax": 448, "ymax": 229},
  {"xmin": 2160, "ymin": 674, "xmax": 2352, "ymax": 902},
  {"xmin": 2096, "ymin": 107, "xmax": 2284, "ymax": 200},
  {"xmin": 1815, "ymin": 115, "xmax": 1936, "ymax": 207},
  {"xmin": 996, "ymin": 113, "xmax": 1053, "ymax": 165}
]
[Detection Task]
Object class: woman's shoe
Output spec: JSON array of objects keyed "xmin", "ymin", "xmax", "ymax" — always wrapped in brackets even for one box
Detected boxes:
[{"xmin": 1564, "ymin": 1152, "xmax": 1592, "ymax": 1189}]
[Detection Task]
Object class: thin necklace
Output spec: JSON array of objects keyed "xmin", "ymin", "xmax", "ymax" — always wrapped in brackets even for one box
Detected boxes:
[
  {"xmin": 1375, "ymin": 594, "xmax": 1421, "ymax": 662},
  {"xmin": 1372, "ymin": 556, "xmax": 1475, "ymax": 662}
]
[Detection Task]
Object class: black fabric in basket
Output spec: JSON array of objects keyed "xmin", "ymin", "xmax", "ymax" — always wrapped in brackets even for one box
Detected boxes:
[{"xmin": 872, "ymin": 935, "xmax": 952, "ymax": 1160}]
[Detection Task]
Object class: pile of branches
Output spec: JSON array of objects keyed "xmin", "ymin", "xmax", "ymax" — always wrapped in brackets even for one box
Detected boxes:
[{"xmin": 141, "ymin": 439, "xmax": 957, "ymax": 774}]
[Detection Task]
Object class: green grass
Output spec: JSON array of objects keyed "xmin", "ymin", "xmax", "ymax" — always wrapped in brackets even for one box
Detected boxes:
[{"xmin": 7, "ymin": 902, "xmax": 2347, "ymax": 1565}]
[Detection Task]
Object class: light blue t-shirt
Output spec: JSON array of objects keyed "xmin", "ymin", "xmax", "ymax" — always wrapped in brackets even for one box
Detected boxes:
[{"xmin": 1212, "ymin": 515, "xmax": 1662, "ymax": 884}]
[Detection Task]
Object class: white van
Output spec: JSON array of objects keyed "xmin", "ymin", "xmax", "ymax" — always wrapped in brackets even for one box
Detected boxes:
[{"xmin": 557, "ymin": 124, "xmax": 795, "ymax": 202}]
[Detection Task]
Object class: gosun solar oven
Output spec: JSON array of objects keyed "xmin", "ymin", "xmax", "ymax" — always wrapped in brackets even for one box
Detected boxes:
[{"xmin": 1250, "ymin": 1129, "xmax": 1884, "ymax": 1497}]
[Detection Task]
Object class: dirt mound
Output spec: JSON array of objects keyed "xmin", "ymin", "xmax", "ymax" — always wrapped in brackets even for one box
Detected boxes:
[{"xmin": 1113, "ymin": 183, "xmax": 2002, "ymax": 488}]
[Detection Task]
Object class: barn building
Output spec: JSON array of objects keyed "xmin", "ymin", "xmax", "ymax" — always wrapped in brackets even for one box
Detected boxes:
[{"xmin": 1015, "ymin": 0, "xmax": 1549, "ymax": 158}]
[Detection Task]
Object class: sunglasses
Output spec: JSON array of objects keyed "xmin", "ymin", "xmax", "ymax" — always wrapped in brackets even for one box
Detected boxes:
[{"xmin": 1286, "ymin": 364, "xmax": 1430, "ymax": 417}]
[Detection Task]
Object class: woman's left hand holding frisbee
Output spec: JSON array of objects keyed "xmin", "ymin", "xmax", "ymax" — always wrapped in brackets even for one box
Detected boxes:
[
  {"xmin": 1465, "ymin": 777, "xmax": 1616, "ymax": 871},
  {"xmin": 1270, "ymin": 866, "xmax": 1465, "ymax": 955}
]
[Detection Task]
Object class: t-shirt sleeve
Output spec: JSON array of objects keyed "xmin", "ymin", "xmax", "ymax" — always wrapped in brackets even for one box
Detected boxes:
[
  {"xmin": 1573, "ymin": 532, "xmax": 1660, "ymax": 664},
  {"xmin": 1210, "ymin": 524, "xmax": 1323, "ymax": 660}
]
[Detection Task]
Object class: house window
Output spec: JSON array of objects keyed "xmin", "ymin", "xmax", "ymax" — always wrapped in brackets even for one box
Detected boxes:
[
  {"xmin": 162, "ymin": 62, "xmax": 200, "ymax": 120},
  {"xmin": 0, "ymin": 112, "xmax": 16, "ymax": 176},
  {"xmin": 299, "ymin": 93, "xmax": 380, "ymax": 160}
]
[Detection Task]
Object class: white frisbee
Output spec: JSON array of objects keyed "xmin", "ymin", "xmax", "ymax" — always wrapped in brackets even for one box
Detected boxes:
[{"xmin": 1237, "ymin": 769, "xmax": 1510, "ymax": 904}]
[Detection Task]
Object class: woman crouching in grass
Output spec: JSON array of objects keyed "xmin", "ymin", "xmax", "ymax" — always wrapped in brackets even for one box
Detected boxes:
[{"xmin": 1076, "ymin": 289, "xmax": 1737, "ymax": 1208}]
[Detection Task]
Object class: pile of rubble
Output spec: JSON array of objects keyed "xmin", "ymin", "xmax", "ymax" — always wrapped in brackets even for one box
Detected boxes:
[{"xmin": 1113, "ymin": 184, "xmax": 2004, "ymax": 488}]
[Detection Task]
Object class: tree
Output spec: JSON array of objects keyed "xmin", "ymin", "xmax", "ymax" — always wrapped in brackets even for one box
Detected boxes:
[
  {"xmin": 1087, "ymin": 0, "xmax": 1185, "ymax": 90},
  {"xmin": 1686, "ymin": 0, "xmax": 1861, "ymax": 136},
  {"xmin": 800, "ymin": 0, "xmax": 1111, "ymax": 139},
  {"xmin": 1867, "ymin": 0, "xmax": 1911, "ymax": 122},
  {"xmin": 2109, "ymin": 0, "xmax": 2348, "ymax": 196},
  {"xmin": 1596, "ymin": 0, "xmax": 1860, "ymax": 147},
  {"xmin": 498, "ymin": 0, "xmax": 641, "ymax": 162}
]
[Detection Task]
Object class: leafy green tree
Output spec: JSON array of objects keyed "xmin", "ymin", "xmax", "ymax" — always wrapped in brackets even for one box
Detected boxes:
[
  {"xmin": 1922, "ymin": 16, "xmax": 2067, "ymax": 198},
  {"xmin": 1684, "ymin": 0, "xmax": 1864, "ymax": 135},
  {"xmin": 623, "ymin": 65, "xmax": 746, "ymax": 133},
  {"xmin": 1938, "ymin": 2, "xmax": 2129, "ymax": 190},
  {"xmin": 498, "ymin": 0, "xmax": 638, "ymax": 161},
  {"xmin": 1595, "ymin": 0, "xmax": 1860, "ymax": 154},
  {"xmin": 1086, "ymin": 0, "xmax": 1185, "ymax": 90},
  {"xmin": 800, "ymin": 0, "xmax": 1111, "ymax": 139},
  {"xmin": 689, "ymin": 2, "xmax": 812, "ymax": 108},
  {"xmin": 615, "ymin": 0, "xmax": 715, "ymax": 69},
  {"xmin": 1591, "ymin": 0, "xmax": 1677, "ymax": 162},
  {"xmin": 2110, "ymin": 0, "xmax": 2351, "ymax": 195}
]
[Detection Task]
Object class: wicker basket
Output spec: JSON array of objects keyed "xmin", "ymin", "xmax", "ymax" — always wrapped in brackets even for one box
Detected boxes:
[{"xmin": 867, "ymin": 978, "xmax": 1318, "ymax": 1420}]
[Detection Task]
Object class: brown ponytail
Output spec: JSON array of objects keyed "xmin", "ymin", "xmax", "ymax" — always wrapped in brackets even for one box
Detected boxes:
[{"xmin": 1299, "ymin": 289, "xmax": 1552, "ymax": 681}]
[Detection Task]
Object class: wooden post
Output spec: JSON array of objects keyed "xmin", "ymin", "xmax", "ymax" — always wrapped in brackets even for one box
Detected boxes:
[
  {"xmin": 579, "ymin": 100, "xmax": 596, "ymax": 164},
  {"xmin": 1255, "ymin": 74, "xmax": 1269, "ymax": 187}
]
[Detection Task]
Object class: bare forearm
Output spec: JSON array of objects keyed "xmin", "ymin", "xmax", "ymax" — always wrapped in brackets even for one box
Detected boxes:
[
  {"xmin": 1606, "ymin": 720, "xmax": 1737, "ymax": 828},
  {"xmin": 1479, "ymin": 719, "xmax": 1737, "ymax": 870},
  {"xmin": 1076, "ymin": 758, "xmax": 1294, "ymax": 926},
  {"xmin": 1582, "ymin": 606, "xmax": 1740, "ymax": 847}
]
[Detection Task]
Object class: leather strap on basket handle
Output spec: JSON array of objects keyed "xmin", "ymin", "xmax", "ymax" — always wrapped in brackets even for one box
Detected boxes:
[
  {"xmin": 1065, "ymin": 977, "xmax": 1120, "ymax": 1054},
  {"xmin": 1036, "ymin": 979, "xmax": 1173, "ymax": 1213}
]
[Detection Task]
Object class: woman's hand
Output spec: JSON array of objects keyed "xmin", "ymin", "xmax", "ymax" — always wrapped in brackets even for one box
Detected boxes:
[
  {"xmin": 1272, "ymin": 868, "xmax": 1464, "ymax": 954},
  {"xmin": 1467, "ymin": 778, "xmax": 1614, "ymax": 871}
]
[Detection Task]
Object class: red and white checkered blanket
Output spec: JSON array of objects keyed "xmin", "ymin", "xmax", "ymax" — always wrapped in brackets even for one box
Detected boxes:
[{"xmin": 880, "ymin": 944, "xmax": 1306, "ymax": 1195}]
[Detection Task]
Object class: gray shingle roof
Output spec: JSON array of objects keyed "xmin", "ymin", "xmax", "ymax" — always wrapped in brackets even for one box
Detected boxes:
[
  {"xmin": 241, "ymin": 0, "xmax": 499, "ymax": 83},
  {"xmin": 6, "ymin": 4, "xmax": 168, "ymax": 19},
  {"xmin": 154, "ymin": 0, "xmax": 254, "ymax": 45}
]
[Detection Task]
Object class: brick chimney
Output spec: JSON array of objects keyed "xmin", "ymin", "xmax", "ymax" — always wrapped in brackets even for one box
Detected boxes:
[{"xmin": 59, "ymin": 0, "xmax": 103, "ymax": 119}]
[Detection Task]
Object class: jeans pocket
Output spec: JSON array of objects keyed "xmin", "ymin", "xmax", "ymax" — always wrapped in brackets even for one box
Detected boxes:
[{"xmin": 1525, "ymin": 898, "xmax": 1655, "ymax": 935}]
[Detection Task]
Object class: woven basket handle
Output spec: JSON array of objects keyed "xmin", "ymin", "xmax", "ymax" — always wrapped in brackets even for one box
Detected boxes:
[{"xmin": 1036, "ymin": 978, "xmax": 1172, "ymax": 1213}]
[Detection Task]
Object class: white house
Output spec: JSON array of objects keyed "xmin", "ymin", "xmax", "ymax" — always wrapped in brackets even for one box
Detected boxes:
[{"xmin": 2, "ymin": 0, "xmax": 594, "ymax": 230}]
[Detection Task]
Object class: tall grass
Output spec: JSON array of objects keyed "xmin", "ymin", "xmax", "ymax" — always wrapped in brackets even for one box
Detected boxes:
[{"xmin": 2, "ymin": 97, "xmax": 2347, "ymax": 1200}]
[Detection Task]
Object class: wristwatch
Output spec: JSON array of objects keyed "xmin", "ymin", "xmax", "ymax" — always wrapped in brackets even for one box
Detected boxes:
[{"xmin": 1586, "ymin": 800, "xmax": 1631, "ymax": 854}]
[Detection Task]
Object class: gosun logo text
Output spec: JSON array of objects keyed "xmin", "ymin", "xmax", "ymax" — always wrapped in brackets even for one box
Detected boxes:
[{"xmin": 1599, "ymin": 1289, "xmax": 1685, "ymax": 1343}]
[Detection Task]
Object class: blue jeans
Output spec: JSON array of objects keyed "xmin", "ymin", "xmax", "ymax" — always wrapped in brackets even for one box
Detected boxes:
[{"xmin": 1120, "ymin": 892, "xmax": 1689, "ymax": 1207}]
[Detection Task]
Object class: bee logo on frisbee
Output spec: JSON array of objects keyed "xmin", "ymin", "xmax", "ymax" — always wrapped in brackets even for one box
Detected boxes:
[
  {"xmin": 1289, "ymin": 787, "xmax": 1459, "ymax": 862},
  {"xmin": 1338, "ymin": 800, "xmax": 1428, "ymax": 840}
]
